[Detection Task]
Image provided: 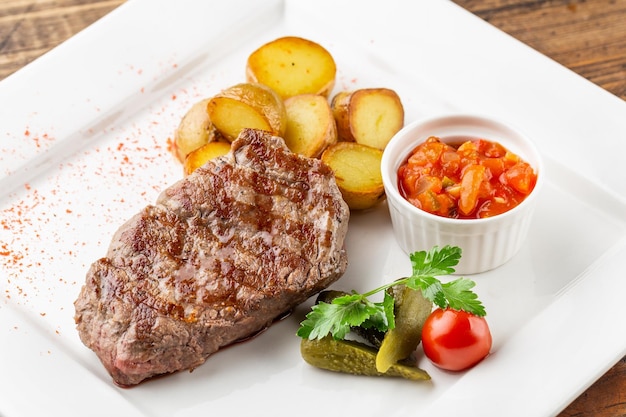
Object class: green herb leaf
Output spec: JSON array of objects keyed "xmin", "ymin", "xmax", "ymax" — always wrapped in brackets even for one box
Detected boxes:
[
  {"xmin": 406, "ymin": 275, "xmax": 445, "ymax": 307},
  {"xmin": 442, "ymin": 278, "xmax": 486, "ymax": 316},
  {"xmin": 296, "ymin": 293, "xmax": 391, "ymax": 340},
  {"xmin": 410, "ymin": 245, "xmax": 461, "ymax": 277},
  {"xmin": 297, "ymin": 245, "xmax": 486, "ymax": 340}
]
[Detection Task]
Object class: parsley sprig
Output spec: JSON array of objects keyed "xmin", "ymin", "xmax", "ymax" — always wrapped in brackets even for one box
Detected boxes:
[{"xmin": 297, "ymin": 245, "xmax": 486, "ymax": 340}]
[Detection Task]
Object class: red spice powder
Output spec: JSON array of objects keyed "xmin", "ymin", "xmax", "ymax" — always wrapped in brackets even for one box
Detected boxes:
[
  {"xmin": 2, "ymin": 69, "xmax": 211, "ymax": 328},
  {"xmin": 166, "ymin": 137, "xmax": 176, "ymax": 157}
]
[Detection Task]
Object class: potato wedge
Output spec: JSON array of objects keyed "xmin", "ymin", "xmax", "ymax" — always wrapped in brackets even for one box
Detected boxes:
[
  {"xmin": 246, "ymin": 36, "xmax": 336, "ymax": 99},
  {"xmin": 331, "ymin": 88, "xmax": 404, "ymax": 150},
  {"xmin": 321, "ymin": 142, "xmax": 385, "ymax": 210},
  {"xmin": 283, "ymin": 94, "xmax": 337, "ymax": 158},
  {"xmin": 173, "ymin": 99, "xmax": 222, "ymax": 163},
  {"xmin": 183, "ymin": 141, "xmax": 232, "ymax": 176},
  {"xmin": 207, "ymin": 83, "xmax": 287, "ymax": 141}
]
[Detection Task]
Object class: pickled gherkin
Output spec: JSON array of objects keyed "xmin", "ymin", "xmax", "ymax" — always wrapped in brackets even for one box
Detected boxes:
[
  {"xmin": 376, "ymin": 285, "xmax": 433, "ymax": 373},
  {"xmin": 301, "ymin": 337, "xmax": 430, "ymax": 381}
]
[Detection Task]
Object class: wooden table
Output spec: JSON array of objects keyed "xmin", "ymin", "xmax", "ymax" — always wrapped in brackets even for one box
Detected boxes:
[{"xmin": 1, "ymin": 1, "xmax": 625, "ymax": 415}]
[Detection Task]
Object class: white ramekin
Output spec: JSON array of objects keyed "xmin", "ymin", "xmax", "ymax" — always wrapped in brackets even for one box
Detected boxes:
[{"xmin": 381, "ymin": 114, "xmax": 544, "ymax": 275}]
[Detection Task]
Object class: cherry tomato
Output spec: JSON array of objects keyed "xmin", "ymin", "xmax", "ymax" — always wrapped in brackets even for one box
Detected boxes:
[{"xmin": 421, "ymin": 308, "xmax": 492, "ymax": 371}]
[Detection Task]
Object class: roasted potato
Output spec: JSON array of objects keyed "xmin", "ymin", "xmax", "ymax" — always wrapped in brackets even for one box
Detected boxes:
[
  {"xmin": 207, "ymin": 83, "xmax": 287, "ymax": 141},
  {"xmin": 173, "ymin": 99, "xmax": 222, "ymax": 163},
  {"xmin": 321, "ymin": 142, "xmax": 385, "ymax": 210},
  {"xmin": 331, "ymin": 88, "xmax": 404, "ymax": 150},
  {"xmin": 283, "ymin": 94, "xmax": 337, "ymax": 158},
  {"xmin": 183, "ymin": 141, "xmax": 232, "ymax": 176},
  {"xmin": 246, "ymin": 36, "xmax": 336, "ymax": 99}
]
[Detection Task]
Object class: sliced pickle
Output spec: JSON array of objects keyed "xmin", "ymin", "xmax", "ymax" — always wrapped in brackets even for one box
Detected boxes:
[
  {"xmin": 375, "ymin": 285, "xmax": 433, "ymax": 373},
  {"xmin": 301, "ymin": 337, "xmax": 430, "ymax": 381}
]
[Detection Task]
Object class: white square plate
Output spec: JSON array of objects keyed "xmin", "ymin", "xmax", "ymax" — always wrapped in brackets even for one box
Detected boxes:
[{"xmin": 1, "ymin": 1, "xmax": 625, "ymax": 416}]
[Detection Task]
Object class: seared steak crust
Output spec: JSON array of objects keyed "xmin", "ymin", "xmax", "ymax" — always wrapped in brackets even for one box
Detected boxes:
[{"xmin": 74, "ymin": 129, "xmax": 349, "ymax": 386}]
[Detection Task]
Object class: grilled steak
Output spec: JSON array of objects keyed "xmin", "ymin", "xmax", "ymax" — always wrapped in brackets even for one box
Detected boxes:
[{"xmin": 74, "ymin": 129, "xmax": 350, "ymax": 386}]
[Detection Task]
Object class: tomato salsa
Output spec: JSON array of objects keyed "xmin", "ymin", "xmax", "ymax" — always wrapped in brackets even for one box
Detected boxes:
[{"xmin": 397, "ymin": 136, "xmax": 537, "ymax": 219}]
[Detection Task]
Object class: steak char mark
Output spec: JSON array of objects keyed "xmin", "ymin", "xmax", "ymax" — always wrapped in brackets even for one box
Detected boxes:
[{"xmin": 74, "ymin": 129, "xmax": 350, "ymax": 386}]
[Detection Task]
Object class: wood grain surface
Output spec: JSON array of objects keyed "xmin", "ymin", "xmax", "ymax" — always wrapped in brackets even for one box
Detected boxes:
[{"xmin": 1, "ymin": 1, "xmax": 625, "ymax": 416}]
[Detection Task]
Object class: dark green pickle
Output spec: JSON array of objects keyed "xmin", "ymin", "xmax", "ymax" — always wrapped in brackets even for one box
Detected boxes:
[{"xmin": 301, "ymin": 337, "xmax": 430, "ymax": 381}]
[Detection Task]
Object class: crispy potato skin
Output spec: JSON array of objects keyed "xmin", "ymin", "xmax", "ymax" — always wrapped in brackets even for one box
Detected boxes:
[
  {"xmin": 283, "ymin": 94, "xmax": 337, "ymax": 158},
  {"xmin": 321, "ymin": 142, "xmax": 385, "ymax": 211},
  {"xmin": 173, "ymin": 99, "xmax": 222, "ymax": 163},
  {"xmin": 183, "ymin": 141, "xmax": 232, "ymax": 176},
  {"xmin": 246, "ymin": 36, "xmax": 336, "ymax": 99},
  {"xmin": 207, "ymin": 82, "xmax": 287, "ymax": 141},
  {"xmin": 331, "ymin": 88, "xmax": 404, "ymax": 150},
  {"xmin": 330, "ymin": 91, "xmax": 353, "ymax": 143}
]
